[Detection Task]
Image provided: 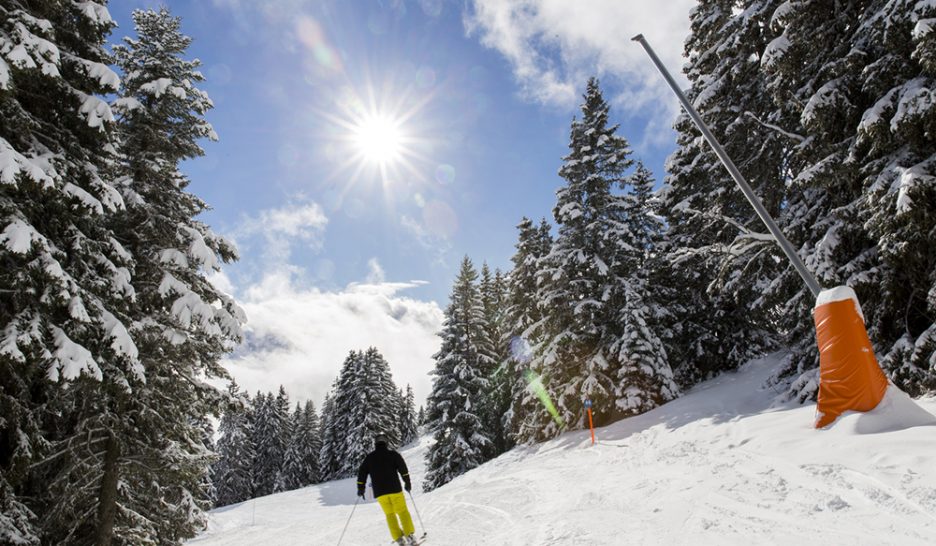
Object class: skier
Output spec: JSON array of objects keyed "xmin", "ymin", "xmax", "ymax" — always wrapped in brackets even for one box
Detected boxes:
[{"xmin": 357, "ymin": 434, "xmax": 418, "ymax": 545}]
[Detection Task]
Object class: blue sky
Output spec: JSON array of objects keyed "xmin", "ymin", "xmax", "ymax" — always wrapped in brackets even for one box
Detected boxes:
[{"xmin": 108, "ymin": 0, "xmax": 694, "ymax": 407}]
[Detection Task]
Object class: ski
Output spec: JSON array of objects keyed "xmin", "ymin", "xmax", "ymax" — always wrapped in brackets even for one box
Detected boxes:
[{"xmin": 390, "ymin": 533, "xmax": 427, "ymax": 545}]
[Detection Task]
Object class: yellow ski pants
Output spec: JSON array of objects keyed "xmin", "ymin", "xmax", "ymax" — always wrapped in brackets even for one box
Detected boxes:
[{"xmin": 376, "ymin": 492, "xmax": 415, "ymax": 541}]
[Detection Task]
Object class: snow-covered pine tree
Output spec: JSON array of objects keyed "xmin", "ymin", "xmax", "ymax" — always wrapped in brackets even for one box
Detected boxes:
[
  {"xmin": 502, "ymin": 217, "xmax": 552, "ymax": 444},
  {"xmin": 479, "ymin": 263, "xmax": 506, "ymax": 371},
  {"xmin": 417, "ymin": 405, "xmax": 426, "ymax": 427},
  {"xmin": 657, "ymin": 0, "xmax": 784, "ymax": 389},
  {"xmin": 318, "ymin": 391, "xmax": 340, "ymax": 481},
  {"xmin": 613, "ymin": 163, "xmax": 679, "ymax": 414},
  {"xmin": 277, "ymin": 403, "xmax": 307, "ymax": 492},
  {"xmin": 392, "ymin": 387, "xmax": 406, "ymax": 445},
  {"xmin": 193, "ymin": 413, "xmax": 217, "ymax": 507},
  {"xmin": 250, "ymin": 390, "xmax": 288, "ymax": 497},
  {"xmin": 41, "ymin": 8, "xmax": 244, "ymax": 542},
  {"xmin": 423, "ymin": 256, "xmax": 495, "ymax": 492},
  {"xmin": 323, "ymin": 348, "xmax": 403, "ymax": 480},
  {"xmin": 399, "ymin": 384, "xmax": 419, "ymax": 446},
  {"xmin": 246, "ymin": 391, "xmax": 264, "ymax": 492},
  {"xmin": 754, "ymin": 0, "xmax": 868, "ymax": 399},
  {"xmin": 322, "ymin": 352, "xmax": 359, "ymax": 480},
  {"xmin": 213, "ymin": 381, "xmax": 254, "ymax": 507},
  {"xmin": 343, "ymin": 348, "xmax": 402, "ymax": 470},
  {"xmin": 302, "ymin": 400, "xmax": 322, "ymax": 485},
  {"xmin": 846, "ymin": 0, "xmax": 936, "ymax": 395},
  {"xmin": 521, "ymin": 78, "xmax": 675, "ymax": 442},
  {"xmin": 494, "ymin": 268, "xmax": 509, "ymax": 329},
  {"xmin": 758, "ymin": 0, "xmax": 936, "ymax": 398},
  {"xmin": 273, "ymin": 385, "xmax": 299, "ymax": 493},
  {"xmin": 272, "ymin": 386, "xmax": 293, "ymax": 492},
  {"xmin": 0, "ymin": 2, "xmax": 144, "ymax": 543},
  {"xmin": 479, "ymin": 263, "xmax": 513, "ymax": 454}
]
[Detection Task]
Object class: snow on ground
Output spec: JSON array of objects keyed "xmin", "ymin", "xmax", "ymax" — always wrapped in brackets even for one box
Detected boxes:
[{"xmin": 191, "ymin": 353, "xmax": 936, "ymax": 545}]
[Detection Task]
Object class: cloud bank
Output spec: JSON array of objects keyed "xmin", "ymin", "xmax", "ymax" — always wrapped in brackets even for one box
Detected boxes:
[
  {"xmin": 465, "ymin": 0, "xmax": 695, "ymax": 122},
  {"xmin": 211, "ymin": 198, "xmax": 444, "ymax": 409},
  {"xmin": 224, "ymin": 270, "xmax": 443, "ymax": 409}
]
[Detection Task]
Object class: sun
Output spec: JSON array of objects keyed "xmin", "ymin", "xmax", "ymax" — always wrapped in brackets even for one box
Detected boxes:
[
  {"xmin": 352, "ymin": 114, "xmax": 404, "ymax": 166},
  {"xmin": 315, "ymin": 80, "xmax": 434, "ymax": 196}
]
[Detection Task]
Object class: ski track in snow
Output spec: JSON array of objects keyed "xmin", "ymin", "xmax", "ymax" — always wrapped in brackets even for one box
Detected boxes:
[{"xmin": 190, "ymin": 353, "xmax": 936, "ymax": 545}]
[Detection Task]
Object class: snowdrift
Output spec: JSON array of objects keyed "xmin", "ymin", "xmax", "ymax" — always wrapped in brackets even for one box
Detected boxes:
[{"xmin": 190, "ymin": 353, "xmax": 936, "ymax": 545}]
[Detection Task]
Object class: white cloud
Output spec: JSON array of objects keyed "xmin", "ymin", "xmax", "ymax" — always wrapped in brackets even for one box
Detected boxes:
[
  {"xmin": 365, "ymin": 257, "xmax": 385, "ymax": 284},
  {"xmin": 206, "ymin": 269, "xmax": 235, "ymax": 295},
  {"xmin": 465, "ymin": 0, "xmax": 694, "ymax": 129},
  {"xmin": 234, "ymin": 201, "xmax": 328, "ymax": 264},
  {"xmin": 222, "ymin": 269, "xmax": 443, "ymax": 410}
]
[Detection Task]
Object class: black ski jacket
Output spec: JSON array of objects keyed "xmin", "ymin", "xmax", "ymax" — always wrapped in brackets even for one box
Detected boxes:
[{"xmin": 357, "ymin": 444, "xmax": 410, "ymax": 498}]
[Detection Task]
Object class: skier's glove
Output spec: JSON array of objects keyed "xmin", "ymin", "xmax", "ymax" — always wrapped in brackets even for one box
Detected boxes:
[
  {"xmin": 357, "ymin": 486, "xmax": 365, "ymax": 499},
  {"xmin": 404, "ymin": 480, "xmax": 412, "ymax": 492}
]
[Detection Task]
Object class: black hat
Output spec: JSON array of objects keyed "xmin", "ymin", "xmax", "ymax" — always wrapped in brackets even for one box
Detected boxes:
[{"xmin": 374, "ymin": 434, "xmax": 388, "ymax": 446}]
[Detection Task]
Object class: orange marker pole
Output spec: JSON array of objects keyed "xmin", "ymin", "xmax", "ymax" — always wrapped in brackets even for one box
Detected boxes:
[
  {"xmin": 587, "ymin": 409, "xmax": 595, "ymax": 445},
  {"xmin": 585, "ymin": 399, "xmax": 594, "ymax": 445}
]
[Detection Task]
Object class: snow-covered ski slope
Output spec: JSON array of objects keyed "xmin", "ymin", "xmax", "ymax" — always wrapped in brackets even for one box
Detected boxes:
[{"xmin": 191, "ymin": 353, "xmax": 936, "ymax": 545}]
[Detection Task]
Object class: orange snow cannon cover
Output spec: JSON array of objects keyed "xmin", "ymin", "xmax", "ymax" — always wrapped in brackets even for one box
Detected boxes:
[{"xmin": 813, "ymin": 286, "xmax": 888, "ymax": 428}]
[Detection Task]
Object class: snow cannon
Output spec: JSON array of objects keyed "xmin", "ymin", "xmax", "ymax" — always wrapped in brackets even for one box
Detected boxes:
[{"xmin": 813, "ymin": 287, "xmax": 889, "ymax": 428}]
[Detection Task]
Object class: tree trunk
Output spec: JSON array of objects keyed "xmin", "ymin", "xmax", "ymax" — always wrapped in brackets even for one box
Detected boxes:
[{"xmin": 95, "ymin": 433, "xmax": 119, "ymax": 546}]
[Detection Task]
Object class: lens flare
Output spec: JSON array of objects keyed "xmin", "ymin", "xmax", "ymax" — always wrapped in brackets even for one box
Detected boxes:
[
  {"xmin": 435, "ymin": 164, "xmax": 455, "ymax": 185},
  {"xmin": 525, "ymin": 370, "xmax": 564, "ymax": 428},
  {"xmin": 295, "ymin": 17, "xmax": 342, "ymax": 73},
  {"xmin": 509, "ymin": 336, "xmax": 533, "ymax": 364}
]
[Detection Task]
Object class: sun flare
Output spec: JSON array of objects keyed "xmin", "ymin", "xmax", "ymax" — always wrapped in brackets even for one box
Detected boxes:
[
  {"xmin": 318, "ymin": 81, "xmax": 434, "ymax": 194},
  {"xmin": 352, "ymin": 115, "xmax": 404, "ymax": 166}
]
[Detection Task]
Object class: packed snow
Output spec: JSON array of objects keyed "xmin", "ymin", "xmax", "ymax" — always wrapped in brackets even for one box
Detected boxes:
[
  {"xmin": 190, "ymin": 353, "xmax": 936, "ymax": 545},
  {"xmin": 815, "ymin": 285, "xmax": 865, "ymax": 323}
]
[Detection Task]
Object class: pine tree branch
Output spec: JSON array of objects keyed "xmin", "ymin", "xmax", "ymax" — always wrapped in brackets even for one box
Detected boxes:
[
  {"xmin": 32, "ymin": 432, "xmax": 109, "ymax": 469},
  {"xmin": 743, "ymin": 111, "xmax": 806, "ymax": 143},
  {"xmin": 61, "ymin": 506, "xmax": 98, "ymax": 544}
]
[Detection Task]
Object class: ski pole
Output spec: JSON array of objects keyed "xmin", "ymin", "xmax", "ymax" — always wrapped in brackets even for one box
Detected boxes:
[
  {"xmin": 336, "ymin": 496, "xmax": 359, "ymax": 546},
  {"xmin": 407, "ymin": 490, "xmax": 427, "ymax": 537}
]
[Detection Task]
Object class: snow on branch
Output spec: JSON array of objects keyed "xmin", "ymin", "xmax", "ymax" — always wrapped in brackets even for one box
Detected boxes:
[
  {"xmin": 744, "ymin": 111, "xmax": 806, "ymax": 143},
  {"xmin": 0, "ymin": 138, "xmax": 55, "ymax": 186},
  {"xmin": 64, "ymin": 53, "xmax": 120, "ymax": 91},
  {"xmin": 100, "ymin": 309, "xmax": 143, "ymax": 381},
  {"xmin": 6, "ymin": 22, "xmax": 60, "ymax": 77},
  {"xmin": 761, "ymin": 34, "xmax": 790, "ymax": 70},
  {"xmin": 0, "ymin": 57, "xmax": 10, "ymax": 90},
  {"xmin": 0, "ymin": 218, "xmax": 48, "ymax": 254},
  {"xmin": 0, "ymin": 323, "xmax": 25, "ymax": 362},
  {"xmin": 896, "ymin": 163, "xmax": 935, "ymax": 215},
  {"xmin": 62, "ymin": 182, "xmax": 103, "ymax": 214},
  {"xmin": 75, "ymin": 2, "xmax": 114, "ymax": 26},
  {"xmin": 159, "ymin": 272, "xmax": 224, "ymax": 336},
  {"xmin": 181, "ymin": 226, "xmax": 219, "ymax": 271},
  {"xmin": 49, "ymin": 327, "xmax": 102, "ymax": 382},
  {"xmin": 75, "ymin": 92, "xmax": 115, "ymax": 129},
  {"xmin": 677, "ymin": 204, "xmax": 775, "ymax": 242}
]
